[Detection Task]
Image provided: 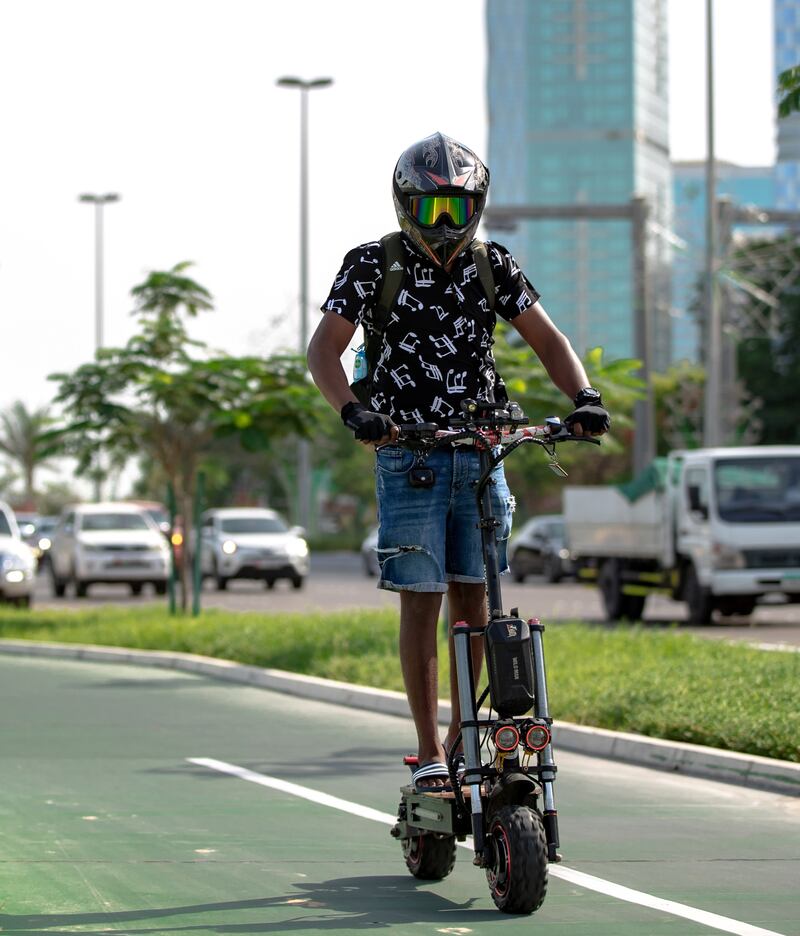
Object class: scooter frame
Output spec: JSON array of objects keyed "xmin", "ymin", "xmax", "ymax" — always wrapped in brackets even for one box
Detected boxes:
[{"xmin": 389, "ymin": 400, "xmax": 599, "ymax": 913}]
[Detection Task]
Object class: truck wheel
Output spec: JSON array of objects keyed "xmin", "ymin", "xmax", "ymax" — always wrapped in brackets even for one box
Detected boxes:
[
  {"xmin": 717, "ymin": 596, "xmax": 756, "ymax": 618},
  {"xmin": 598, "ymin": 559, "xmax": 625, "ymax": 620},
  {"xmin": 684, "ymin": 565, "xmax": 714, "ymax": 624},
  {"xmin": 621, "ymin": 594, "xmax": 646, "ymax": 621}
]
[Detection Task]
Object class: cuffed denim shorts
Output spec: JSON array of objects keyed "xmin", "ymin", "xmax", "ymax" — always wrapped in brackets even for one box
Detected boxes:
[{"xmin": 375, "ymin": 445, "xmax": 514, "ymax": 593}]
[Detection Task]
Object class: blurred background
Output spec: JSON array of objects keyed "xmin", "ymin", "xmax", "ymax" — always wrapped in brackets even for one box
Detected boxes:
[{"xmin": 0, "ymin": 0, "xmax": 795, "ymax": 543}]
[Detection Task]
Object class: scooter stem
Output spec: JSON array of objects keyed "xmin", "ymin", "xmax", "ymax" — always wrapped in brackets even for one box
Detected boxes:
[{"xmin": 452, "ymin": 620, "xmax": 486, "ymax": 860}]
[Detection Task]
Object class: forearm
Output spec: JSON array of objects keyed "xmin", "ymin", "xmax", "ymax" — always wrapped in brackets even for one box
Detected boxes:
[
  {"xmin": 307, "ymin": 344, "xmax": 359, "ymax": 414},
  {"xmin": 536, "ymin": 328, "xmax": 590, "ymax": 401}
]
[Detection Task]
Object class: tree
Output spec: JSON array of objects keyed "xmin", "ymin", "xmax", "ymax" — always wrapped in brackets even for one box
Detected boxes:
[
  {"xmin": 778, "ymin": 65, "xmax": 800, "ymax": 119},
  {"xmin": 0, "ymin": 401, "xmax": 64, "ymax": 507},
  {"xmin": 51, "ymin": 262, "xmax": 323, "ymax": 609},
  {"xmin": 735, "ymin": 238, "xmax": 800, "ymax": 445},
  {"xmin": 488, "ymin": 330, "xmax": 645, "ymax": 515}
]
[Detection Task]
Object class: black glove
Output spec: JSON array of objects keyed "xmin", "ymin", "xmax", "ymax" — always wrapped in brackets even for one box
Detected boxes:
[
  {"xmin": 341, "ymin": 401, "xmax": 395, "ymax": 442},
  {"xmin": 564, "ymin": 387, "xmax": 610, "ymax": 435}
]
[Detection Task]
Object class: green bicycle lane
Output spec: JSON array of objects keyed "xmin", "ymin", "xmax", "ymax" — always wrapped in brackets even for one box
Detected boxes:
[{"xmin": 0, "ymin": 654, "xmax": 798, "ymax": 936}]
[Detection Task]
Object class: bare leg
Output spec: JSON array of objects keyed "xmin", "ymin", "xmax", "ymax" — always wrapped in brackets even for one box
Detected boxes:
[
  {"xmin": 399, "ymin": 590, "xmax": 446, "ymax": 787},
  {"xmin": 444, "ymin": 581, "xmax": 487, "ymax": 754}
]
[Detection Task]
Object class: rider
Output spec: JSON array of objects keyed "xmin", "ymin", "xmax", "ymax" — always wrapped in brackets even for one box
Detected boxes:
[{"xmin": 307, "ymin": 132, "xmax": 610, "ymax": 791}]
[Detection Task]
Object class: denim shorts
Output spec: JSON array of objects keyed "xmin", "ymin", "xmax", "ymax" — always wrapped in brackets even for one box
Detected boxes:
[{"xmin": 375, "ymin": 445, "xmax": 514, "ymax": 593}]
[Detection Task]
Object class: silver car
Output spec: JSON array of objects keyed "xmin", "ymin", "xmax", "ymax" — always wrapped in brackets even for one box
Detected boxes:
[
  {"xmin": 0, "ymin": 501, "xmax": 37, "ymax": 607},
  {"xmin": 49, "ymin": 503, "xmax": 170, "ymax": 597},
  {"xmin": 200, "ymin": 508, "xmax": 309, "ymax": 590}
]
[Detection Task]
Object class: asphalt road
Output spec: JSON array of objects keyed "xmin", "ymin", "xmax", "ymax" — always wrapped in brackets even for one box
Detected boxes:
[
  {"xmin": 1, "ymin": 653, "xmax": 798, "ymax": 935},
  {"xmin": 33, "ymin": 552, "xmax": 800, "ymax": 647}
]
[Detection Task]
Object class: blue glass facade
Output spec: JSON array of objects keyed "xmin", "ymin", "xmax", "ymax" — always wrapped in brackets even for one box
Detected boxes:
[
  {"xmin": 775, "ymin": 0, "xmax": 800, "ymax": 208},
  {"xmin": 486, "ymin": 0, "xmax": 672, "ymax": 367}
]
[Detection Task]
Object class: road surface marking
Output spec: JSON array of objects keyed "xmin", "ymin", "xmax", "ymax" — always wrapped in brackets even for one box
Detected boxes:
[{"xmin": 188, "ymin": 757, "xmax": 786, "ymax": 936}]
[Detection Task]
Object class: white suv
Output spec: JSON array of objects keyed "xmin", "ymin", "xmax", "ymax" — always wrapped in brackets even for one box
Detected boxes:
[
  {"xmin": 50, "ymin": 503, "xmax": 170, "ymax": 598},
  {"xmin": 200, "ymin": 508, "xmax": 309, "ymax": 590},
  {"xmin": 0, "ymin": 501, "xmax": 37, "ymax": 607}
]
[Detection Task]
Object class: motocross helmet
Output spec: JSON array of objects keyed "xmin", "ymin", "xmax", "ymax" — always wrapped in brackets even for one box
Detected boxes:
[{"xmin": 393, "ymin": 131, "xmax": 489, "ymax": 270}]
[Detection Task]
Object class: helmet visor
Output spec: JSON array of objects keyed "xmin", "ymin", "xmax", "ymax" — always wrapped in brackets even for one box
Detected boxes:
[{"xmin": 408, "ymin": 195, "xmax": 478, "ymax": 228}]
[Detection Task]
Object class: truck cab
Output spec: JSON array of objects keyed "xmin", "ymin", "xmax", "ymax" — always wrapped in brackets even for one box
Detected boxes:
[
  {"xmin": 565, "ymin": 445, "xmax": 800, "ymax": 624},
  {"xmin": 667, "ymin": 447, "xmax": 800, "ymax": 620}
]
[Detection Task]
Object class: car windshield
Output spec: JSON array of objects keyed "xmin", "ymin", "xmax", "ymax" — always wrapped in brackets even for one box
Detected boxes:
[
  {"xmin": 82, "ymin": 513, "xmax": 150, "ymax": 532},
  {"xmin": 37, "ymin": 518, "xmax": 57, "ymax": 533},
  {"xmin": 715, "ymin": 457, "xmax": 800, "ymax": 523},
  {"xmin": 220, "ymin": 516, "xmax": 288, "ymax": 534},
  {"xmin": 0, "ymin": 513, "xmax": 11, "ymax": 537},
  {"xmin": 541, "ymin": 520, "xmax": 564, "ymax": 538}
]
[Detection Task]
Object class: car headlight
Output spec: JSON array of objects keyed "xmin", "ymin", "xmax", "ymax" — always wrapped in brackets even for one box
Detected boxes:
[
  {"xmin": 222, "ymin": 540, "xmax": 238, "ymax": 555},
  {"xmin": 712, "ymin": 542, "xmax": 745, "ymax": 570},
  {"xmin": 287, "ymin": 539, "xmax": 309, "ymax": 558},
  {"xmin": 38, "ymin": 537, "xmax": 52, "ymax": 551},
  {"xmin": 558, "ymin": 548, "xmax": 570, "ymax": 560},
  {"xmin": 2, "ymin": 554, "xmax": 33, "ymax": 578}
]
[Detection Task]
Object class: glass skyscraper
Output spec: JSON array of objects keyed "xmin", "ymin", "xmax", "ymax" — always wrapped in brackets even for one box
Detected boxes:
[
  {"xmin": 775, "ymin": 0, "xmax": 800, "ymax": 208},
  {"xmin": 486, "ymin": 0, "xmax": 672, "ymax": 368}
]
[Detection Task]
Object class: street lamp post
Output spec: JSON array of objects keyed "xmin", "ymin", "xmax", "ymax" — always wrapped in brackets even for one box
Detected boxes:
[
  {"xmin": 703, "ymin": 0, "xmax": 722, "ymax": 447},
  {"xmin": 277, "ymin": 76, "xmax": 333, "ymax": 532},
  {"xmin": 79, "ymin": 192, "xmax": 120, "ymax": 501},
  {"xmin": 78, "ymin": 193, "xmax": 120, "ymax": 353}
]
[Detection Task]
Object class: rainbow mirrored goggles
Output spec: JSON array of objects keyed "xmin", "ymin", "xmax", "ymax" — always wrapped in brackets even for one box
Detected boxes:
[{"xmin": 408, "ymin": 194, "xmax": 479, "ymax": 228}]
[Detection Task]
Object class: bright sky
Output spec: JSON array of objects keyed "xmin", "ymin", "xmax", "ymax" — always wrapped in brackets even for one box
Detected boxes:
[{"xmin": 0, "ymin": 0, "xmax": 777, "ymax": 418}]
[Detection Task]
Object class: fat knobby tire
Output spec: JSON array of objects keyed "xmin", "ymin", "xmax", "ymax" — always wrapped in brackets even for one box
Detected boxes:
[
  {"xmin": 486, "ymin": 805, "xmax": 548, "ymax": 914},
  {"xmin": 403, "ymin": 832, "xmax": 457, "ymax": 881}
]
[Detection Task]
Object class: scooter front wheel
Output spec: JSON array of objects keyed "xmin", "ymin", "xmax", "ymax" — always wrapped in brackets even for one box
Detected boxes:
[
  {"xmin": 402, "ymin": 831, "xmax": 456, "ymax": 881},
  {"xmin": 485, "ymin": 805, "xmax": 548, "ymax": 914}
]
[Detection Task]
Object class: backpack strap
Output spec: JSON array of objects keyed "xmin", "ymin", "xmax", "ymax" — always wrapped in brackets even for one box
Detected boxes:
[
  {"xmin": 471, "ymin": 240, "xmax": 496, "ymax": 312},
  {"xmin": 373, "ymin": 231, "xmax": 405, "ymax": 331}
]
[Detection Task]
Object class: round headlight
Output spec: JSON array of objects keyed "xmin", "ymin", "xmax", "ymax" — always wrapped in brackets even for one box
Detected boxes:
[
  {"xmin": 493, "ymin": 724, "xmax": 520, "ymax": 753},
  {"xmin": 524, "ymin": 724, "xmax": 551, "ymax": 752},
  {"xmin": 222, "ymin": 540, "xmax": 238, "ymax": 555}
]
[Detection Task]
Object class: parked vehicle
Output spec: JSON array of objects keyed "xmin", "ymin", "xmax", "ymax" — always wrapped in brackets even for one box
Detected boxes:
[
  {"xmin": 26, "ymin": 516, "xmax": 59, "ymax": 568},
  {"xmin": 564, "ymin": 447, "xmax": 800, "ymax": 623},
  {"xmin": 0, "ymin": 501, "xmax": 36, "ymax": 607},
  {"xmin": 199, "ymin": 507, "xmax": 309, "ymax": 590},
  {"xmin": 361, "ymin": 526, "xmax": 380, "ymax": 577},
  {"xmin": 49, "ymin": 502, "xmax": 170, "ymax": 598},
  {"xmin": 508, "ymin": 514, "xmax": 573, "ymax": 583}
]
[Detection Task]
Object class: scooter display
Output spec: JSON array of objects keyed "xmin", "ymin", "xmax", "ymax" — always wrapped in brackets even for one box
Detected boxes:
[{"xmin": 389, "ymin": 399, "xmax": 599, "ymax": 915}]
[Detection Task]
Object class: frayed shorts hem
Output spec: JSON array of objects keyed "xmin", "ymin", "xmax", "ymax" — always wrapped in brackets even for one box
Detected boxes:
[
  {"xmin": 378, "ymin": 580, "xmax": 448, "ymax": 594},
  {"xmin": 446, "ymin": 573, "xmax": 488, "ymax": 584}
]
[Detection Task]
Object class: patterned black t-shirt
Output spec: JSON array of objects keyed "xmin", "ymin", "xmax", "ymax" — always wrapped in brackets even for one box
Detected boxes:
[{"xmin": 321, "ymin": 234, "xmax": 540, "ymax": 426}]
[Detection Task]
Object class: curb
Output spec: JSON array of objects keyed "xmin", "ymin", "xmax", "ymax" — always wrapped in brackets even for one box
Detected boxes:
[{"xmin": 2, "ymin": 638, "xmax": 798, "ymax": 797}]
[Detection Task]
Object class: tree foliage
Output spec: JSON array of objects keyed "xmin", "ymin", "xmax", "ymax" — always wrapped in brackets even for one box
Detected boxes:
[
  {"xmin": 50, "ymin": 262, "xmax": 323, "ymax": 608},
  {"xmin": 0, "ymin": 401, "xmax": 65, "ymax": 507},
  {"xmin": 735, "ymin": 238, "xmax": 800, "ymax": 445},
  {"xmin": 778, "ymin": 65, "xmax": 800, "ymax": 119}
]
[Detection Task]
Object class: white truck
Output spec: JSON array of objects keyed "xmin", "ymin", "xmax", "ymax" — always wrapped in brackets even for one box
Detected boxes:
[{"xmin": 563, "ymin": 446, "xmax": 800, "ymax": 623}]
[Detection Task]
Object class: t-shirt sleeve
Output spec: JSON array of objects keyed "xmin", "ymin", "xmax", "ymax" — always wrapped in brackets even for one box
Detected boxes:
[
  {"xmin": 486, "ymin": 241, "xmax": 541, "ymax": 322},
  {"xmin": 320, "ymin": 241, "xmax": 383, "ymax": 326}
]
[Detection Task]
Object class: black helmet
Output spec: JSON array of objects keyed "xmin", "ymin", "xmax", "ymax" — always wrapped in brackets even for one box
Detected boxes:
[{"xmin": 393, "ymin": 131, "xmax": 490, "ymax": 270}]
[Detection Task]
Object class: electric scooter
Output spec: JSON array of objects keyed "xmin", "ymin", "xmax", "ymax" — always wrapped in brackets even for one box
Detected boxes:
[{"xmin": 389, "ymin": 399, "xmax": 600, "ymax": 915}]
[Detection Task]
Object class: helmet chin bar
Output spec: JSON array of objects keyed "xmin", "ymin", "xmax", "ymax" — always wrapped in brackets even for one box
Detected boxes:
[{"xmin": 417, "ymin": 226, "xmax": 472, "ymax": 271}]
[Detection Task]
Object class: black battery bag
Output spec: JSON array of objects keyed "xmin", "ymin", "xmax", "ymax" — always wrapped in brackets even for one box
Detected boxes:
[{"xmin": 484, "ymin": 616, "xmax": 535, "ymax": 717}]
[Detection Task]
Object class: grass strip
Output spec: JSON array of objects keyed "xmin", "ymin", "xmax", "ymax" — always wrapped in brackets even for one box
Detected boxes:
[{"xmin": 1, "ymin": 606, "xmax": 798, "ymax": 763}]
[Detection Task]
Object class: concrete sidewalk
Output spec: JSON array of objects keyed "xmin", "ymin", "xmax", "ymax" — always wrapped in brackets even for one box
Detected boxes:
[{"xmin": 1, "ymin": 637, "xmax": 798, "ymax": 797}]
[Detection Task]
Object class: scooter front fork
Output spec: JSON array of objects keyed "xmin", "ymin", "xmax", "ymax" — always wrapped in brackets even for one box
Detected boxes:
[
  {"xmin": 530, "ymin": 619, "xmax": 560, "ymax": 861},
  {"xmin": 452, "ymin": 620, "xmax": 486, "ymax": 864}
]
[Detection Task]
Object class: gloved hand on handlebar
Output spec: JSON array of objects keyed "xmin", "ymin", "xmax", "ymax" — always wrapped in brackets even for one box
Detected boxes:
[
  {"xmin": 341, "ymin": 401, "xmax": 396, "ymax": 443},
  {"xmin": 564, "ymin": 387, "xmax": 610, "ymax": 436}
]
